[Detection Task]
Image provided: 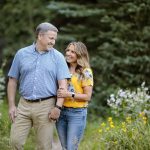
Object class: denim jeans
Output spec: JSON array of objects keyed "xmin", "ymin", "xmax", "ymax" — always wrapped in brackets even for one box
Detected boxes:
[{"xmin": 56, "ymin": 107, "xmax": 87, "ymax": 150}]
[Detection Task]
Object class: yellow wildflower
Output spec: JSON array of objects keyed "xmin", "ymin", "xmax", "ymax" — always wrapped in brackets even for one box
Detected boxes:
[
  {"xmin": 126, "ymin": 116, "xmax": 132, "ymax": 124},
  {"xmin": 109, "ymin": 121, "xmax": 115, "ymax": 128},
  {"xmin": 110, "ymin": 124, "xmax": 115, "ymax": 128},
  {"xmin": 142, "ymin": 116, "xmax": 147, "ymax": 124},
  {"xmin": 142, "ymin": 116, "xmax": 147, "ymax": 121},
  {"xmin": 98, "ymin": 129, "xmax": 102, "ymax": 133},
  {"xmin": 121, "ymin": 122, "xmax": 126, "ymax": 128},
  {"xmin": 122, "ymin": 128, "xmax": 127, "ymax": 132},
  {"xmin": 101, "ymin": 122, "xmax": 106, "ymax": 127},
  {"xmin": 139, "ymin": 112, "xmax": 145, "ymax": 117},
  {"xmin": 108, "ymin": 117, "xmax": 112, "ymax": 122}
]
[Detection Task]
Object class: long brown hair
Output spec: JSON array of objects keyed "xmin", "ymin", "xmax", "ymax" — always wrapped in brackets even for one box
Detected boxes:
[{"xmin": 65, "ymin": 41, "xmax": 90, "ymax": 77}]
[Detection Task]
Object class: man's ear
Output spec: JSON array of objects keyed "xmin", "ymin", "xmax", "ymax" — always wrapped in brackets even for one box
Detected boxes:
[{"xmin": 37, "ymin": 34, "xmax": 42, "ymax": 40}]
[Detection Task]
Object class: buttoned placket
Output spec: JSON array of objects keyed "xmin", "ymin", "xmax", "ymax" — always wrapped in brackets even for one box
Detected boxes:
[{"xmin": 32, "ymin": 52, "xmax": 41, "ymax": 99}]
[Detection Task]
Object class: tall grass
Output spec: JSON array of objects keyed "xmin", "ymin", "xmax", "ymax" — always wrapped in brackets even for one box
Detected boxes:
[
  {"xmin": 0, "ymin": 100, "xmax": 11, "ymax": 149},
  {"xmin": 80, "ymin": 116, "xmax": 150, "ymax": 150}
]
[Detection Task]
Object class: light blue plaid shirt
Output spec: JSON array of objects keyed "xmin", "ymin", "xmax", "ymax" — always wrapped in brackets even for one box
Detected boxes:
[{"xmin": 8, "ymin": 43, "xmax": 70, "ymax": 100}]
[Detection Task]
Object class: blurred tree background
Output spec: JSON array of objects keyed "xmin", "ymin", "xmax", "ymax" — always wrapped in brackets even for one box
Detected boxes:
[{"xmin": 0, "ymin": 0, "xmax": 150, "ymax": 117}]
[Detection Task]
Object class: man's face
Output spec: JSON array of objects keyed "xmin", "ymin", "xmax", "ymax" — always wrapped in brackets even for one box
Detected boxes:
[{"xmin": 38, "ymin": 30, "xmax": 57, "ymax": 50}]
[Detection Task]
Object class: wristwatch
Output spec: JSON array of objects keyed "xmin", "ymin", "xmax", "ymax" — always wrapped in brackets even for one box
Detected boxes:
[{"xmin": 71, "ymin": 92, "xmax": 75, "ymax": 98}]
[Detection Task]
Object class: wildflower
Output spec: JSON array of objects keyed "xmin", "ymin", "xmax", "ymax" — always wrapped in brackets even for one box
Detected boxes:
[
  {"xmin": 108, "ymin": 117, "xmax": 112, "ymax": 122},
  {"xmin": 122, "ymin": 128, "xmax": 127, "ymax": 132},
  {"xmin": 110, "ymin": 124, "xmax": 115, "ymax": 128},
  {"xmin": 98, "ymin": 129, "xmax": 102, "ymax": 133},
  {"xmin": 142, "ymin": 116, "xmax": 147, "ymax": 120},
  {"xmin": 100, "ymin": 122, "xmax": 106, "ymax": 127},
  {"xmin": 121, "ymin": 122, "xmax": 127, "ymax": 132},
  {"xmin": 142, "ymin": 116, "xmax": 147, "ymax": 124},
  {"xmin": 106, "ymin": 127, "xmax": 110, "ymax": 131},
  {"xmin": 126, "ymin": 116, "xmax": 132, "ymax": 124},
  {"xmin": 121, "ymin": 122, "xmax": 126, "ymax": 127},
  {"xmin": 110, "ymin": 94, "xmax": 115, "ymax": 98},
  {"xmin": 109, "ymin": 121, "xmax": 115, "ymax": 128},
  {"xmin": 139, "ymin": 112, "xmax": 145, "ymax": 117},
  {"xmin": 107, "ymin": 83, "xmax": 150, "ymax": 118},
  {"xmin": 118, "ymin": 90, "xmax": 126, "ymax": 98}
]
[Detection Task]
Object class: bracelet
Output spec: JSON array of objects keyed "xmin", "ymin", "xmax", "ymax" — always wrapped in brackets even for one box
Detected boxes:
[{"xmin": 55, "ymin": 105, "xmax": 62, "ymax": 110}]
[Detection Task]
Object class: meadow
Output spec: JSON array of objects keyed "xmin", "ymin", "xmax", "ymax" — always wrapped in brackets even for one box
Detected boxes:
[{"xmin": 0, "ymin": 83, "xmax": 150, "ymax": 150}]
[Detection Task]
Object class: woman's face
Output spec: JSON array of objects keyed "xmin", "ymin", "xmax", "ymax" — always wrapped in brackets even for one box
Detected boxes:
[{"xmin": 65, "ymin": 44, "xmax": 77, "ymax": 64}]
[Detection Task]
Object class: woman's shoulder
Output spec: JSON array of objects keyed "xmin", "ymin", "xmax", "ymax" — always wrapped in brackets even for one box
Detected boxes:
[
  {"xmin": 83, "ymin": 67, "xmax": 93, "ymax": 74},
  {"xmin": 82, "ymin": 68, "xmax": 93, "ymax": 78}
]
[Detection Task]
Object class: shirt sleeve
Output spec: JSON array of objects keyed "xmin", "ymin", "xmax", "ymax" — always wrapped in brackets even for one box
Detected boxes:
[
  {"xmin": 8, "ymin": 51, "xmax": 20, "ymax": 80},
  {"xmin": 56, "ymin": 53, "xmax": 71, "ymax": 80},
  {"xmin": 82, "ymin": 68, "xmax": 93, "ymax": 87}
]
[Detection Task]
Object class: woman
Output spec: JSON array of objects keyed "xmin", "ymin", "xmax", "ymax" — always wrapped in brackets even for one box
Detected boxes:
[{"xmin": 56, "ymin": 41, "xmax": 93, "ymax": 150}]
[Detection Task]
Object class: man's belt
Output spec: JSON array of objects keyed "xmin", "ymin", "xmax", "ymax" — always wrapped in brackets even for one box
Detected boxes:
[{"xmin": 24, "ymin": 96, "xmax": 55, "ymax": 102}]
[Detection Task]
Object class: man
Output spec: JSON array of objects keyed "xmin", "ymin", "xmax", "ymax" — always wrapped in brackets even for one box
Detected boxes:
[{"xmin": 7, "ymin": 22, "xmax": 70, "ymax": 150}]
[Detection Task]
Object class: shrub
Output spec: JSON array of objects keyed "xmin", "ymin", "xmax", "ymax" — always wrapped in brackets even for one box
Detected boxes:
[{"xmin": 107, "ymin": 82, "xmax": 150, "ymax": 118}]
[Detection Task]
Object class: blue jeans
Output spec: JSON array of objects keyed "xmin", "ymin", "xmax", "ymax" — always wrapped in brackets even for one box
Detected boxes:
[{"xmin": 56, "ymin": 107, "xmax": 87, "ymax": 150}]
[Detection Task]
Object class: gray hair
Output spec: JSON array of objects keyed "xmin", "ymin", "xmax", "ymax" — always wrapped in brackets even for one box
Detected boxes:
[{"xmin": 35, "ymin": 22, "xmax": 58, "ymax": 38}]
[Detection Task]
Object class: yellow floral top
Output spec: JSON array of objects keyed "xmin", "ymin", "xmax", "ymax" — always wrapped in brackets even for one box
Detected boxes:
[{"xmin": 63, "ymin": 68, "xmax": 93, "ymax": 108}]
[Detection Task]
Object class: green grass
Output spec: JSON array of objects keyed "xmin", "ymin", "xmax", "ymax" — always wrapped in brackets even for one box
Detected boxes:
[
  {"xmin": 0, "ymin": 100, "xmax": 11, "ymax": 149},
  {"xmin": 79, "ymin": 120, "xmax": 102, "ymax": 150}
]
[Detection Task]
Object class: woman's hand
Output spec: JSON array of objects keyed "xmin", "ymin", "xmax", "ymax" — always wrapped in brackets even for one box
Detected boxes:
[{"xmin": 57, "ymin": 88, "xmax": 70, "ymax": 98}]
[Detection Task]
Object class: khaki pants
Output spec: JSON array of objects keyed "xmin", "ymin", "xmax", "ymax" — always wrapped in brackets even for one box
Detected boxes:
[{"xmin": 10, "ymin": 97, "xmax": 56, "ymax": 150}]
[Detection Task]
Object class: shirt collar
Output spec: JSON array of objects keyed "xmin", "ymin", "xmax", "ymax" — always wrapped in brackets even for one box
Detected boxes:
[{"xmin": 31, "ymin": 42, "xmax": 54, "ymax": 53}]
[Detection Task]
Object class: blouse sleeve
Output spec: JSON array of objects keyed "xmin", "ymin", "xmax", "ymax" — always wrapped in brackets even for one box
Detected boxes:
[{"xmin": 81, "ymin": 68, "xmax": 93, "ymax": 87}]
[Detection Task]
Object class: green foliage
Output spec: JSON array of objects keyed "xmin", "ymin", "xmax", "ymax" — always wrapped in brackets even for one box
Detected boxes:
[{"xmin": 0, "ymin": 0, "xmax": 54, "ymax": 66}]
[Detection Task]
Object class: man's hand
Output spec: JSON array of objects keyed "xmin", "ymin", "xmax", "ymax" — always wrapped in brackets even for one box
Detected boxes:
[
  {"xmin": 9, "ymin": 105, "xmax": 17, "ymax": 123},
  {"xmin": 48, "ymin": 107, "xmax": 61, "ymax": 121}
]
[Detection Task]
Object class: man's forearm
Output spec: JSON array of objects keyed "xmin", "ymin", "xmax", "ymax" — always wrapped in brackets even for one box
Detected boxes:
[
  {"xmin": 7, "ymin": 78, "xmax": 17, "ymax": 107},
  {"xmin": 56, "ymin": 97, "xmax": 64, "ymax": 107}
]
